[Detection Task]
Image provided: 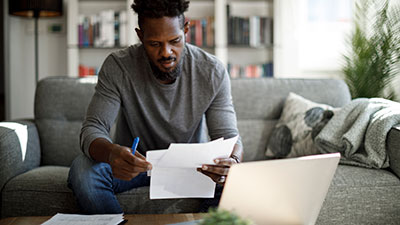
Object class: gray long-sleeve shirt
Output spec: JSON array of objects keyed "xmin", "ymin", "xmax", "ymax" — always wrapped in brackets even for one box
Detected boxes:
[{"xmin": 80, "ymin": 43, "xmax": 241, "ymax": 158}]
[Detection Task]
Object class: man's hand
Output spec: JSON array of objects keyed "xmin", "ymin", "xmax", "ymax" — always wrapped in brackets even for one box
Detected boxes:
[
  {"xmin": 89, "ymin": 138, "xmax": 152, "ymax": 181},
  {"xmin": 197, "ymin": 143, "xmax": 242, "ymax": 184},
  {"xmin": 108, "ymin": 144, "xmax": 152, "ymax": 181}
]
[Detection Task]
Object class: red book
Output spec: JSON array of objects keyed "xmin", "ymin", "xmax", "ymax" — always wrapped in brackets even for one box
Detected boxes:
[
  {"xmin": 245, "ymin": 65, "xmax": 252, "ymax": 78},
  {"xmin": 186, "ymin": 19, "xmax": 191, "ymax": 44},
  {"xmin": 79, "ymin": 65, "xmax": 84, "ymax": 77},
  {"xmin": 88, "ymin": 20, "xmax": 93, "ymax": 46},
  {"xmin": 206, "ymin": 17, "xmax": 214, "ymax": 47},
  {"xmin": 195, "ymin": 20, "xmax": 203, "ymax": 47},
  {"xmin": 89, "ymin": 67, "xmax": 95, "ymax": 76}
]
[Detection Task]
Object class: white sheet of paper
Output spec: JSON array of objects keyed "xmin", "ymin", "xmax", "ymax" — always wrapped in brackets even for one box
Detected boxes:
[
  {"xmin": 41, "ymin": 213, "xmax": 124, "ymax": 225},
  {"xmin": 157, "ymin": 136, "xmax": 238, "ymax": 168},
  {"xmin": 146, "ymin": 149, "xmax": 167, "ymax": 176},
  {"xmin": 147, "ymin": 149, "xmax": 216, "ymax": 199},
  {"xmin": 146, "ymin": 136, "xmax": 238, "ymax": 199},
  {"xmin": 150, "ymin": 167, "xmax": 216, "ymax": 199}
]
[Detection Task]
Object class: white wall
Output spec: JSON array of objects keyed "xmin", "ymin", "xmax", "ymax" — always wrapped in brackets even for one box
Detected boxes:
[
  {"xmin": 7, "ymin": 1, "xmax": 68, "ymax": 120},
  {"xmin": 274, "ymin": 0, "xmax": 352, "ymax": 79},
  {"xmin": 274, "ymin": 0, "xmax": 400, "ymax": 100}
]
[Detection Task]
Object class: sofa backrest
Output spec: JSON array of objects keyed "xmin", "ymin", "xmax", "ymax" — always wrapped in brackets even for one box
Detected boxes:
[
  {"xmin": 230, "ymin": 78, "xmax": 351, "ymax": 162},
  {"xmin": 35, "ymin": 77, "xmax": 97, "ymax": 166},
  {"xmin": 35, "ymin": 77, "xmax": 351, "ymax": 166}
]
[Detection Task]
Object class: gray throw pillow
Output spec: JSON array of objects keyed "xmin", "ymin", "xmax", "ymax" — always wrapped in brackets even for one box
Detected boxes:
[{"xmin": 266, "ymin": 92, "xmax": 335, "ymax": 158}]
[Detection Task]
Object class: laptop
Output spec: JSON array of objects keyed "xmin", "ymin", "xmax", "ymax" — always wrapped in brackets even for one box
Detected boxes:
[{"xmin": 218, "ymin": 153, "xmax": 340, "ymax": 225}]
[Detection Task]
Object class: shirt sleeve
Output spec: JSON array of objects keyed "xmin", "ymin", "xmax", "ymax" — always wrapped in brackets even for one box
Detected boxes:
[
  {"xmin": 205, "ymin": 66, "xmax": 242, "ymax": 147},
  {"xmin": 80, "ymin": 55, "xmax": 122, "ymax": 159}
]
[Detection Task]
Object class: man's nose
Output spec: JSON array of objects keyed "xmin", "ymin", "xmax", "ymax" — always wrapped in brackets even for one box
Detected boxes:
[{"xmin": 160, "ymin": 44, "xmax": 173, "ymax": 58}]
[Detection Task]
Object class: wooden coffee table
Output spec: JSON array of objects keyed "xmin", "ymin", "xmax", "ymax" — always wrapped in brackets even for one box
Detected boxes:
[{"xmin": 0, "ymin": 213, "xmax": 205, "ymax": 225}]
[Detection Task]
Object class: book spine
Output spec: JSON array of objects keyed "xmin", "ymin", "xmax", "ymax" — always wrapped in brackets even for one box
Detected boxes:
[
  {"xmin": 114, "ymin": 12, "xmax": 120, "ymax": 47},
  {"xmin": 195, "ymin": 20, "xmax": 202, "ymax": 47},
  {"xmin": 83, "ymin": 16, "xmax": 89, "ymax": 47},
  {"xmin": 78, "ymin": 15, "xmax": 84, "ymax": 47},
  {"xmin": 201, "ymin": 18, "xmax": 207, "ymax": 47},
  {"xmin": 185, "ymin": 19, "xmax": 191, "ymax": 44},
  {"xmin": 88, "ymin": 16, "xmax": 93, "ymax": 46},
  {"xmin": 119, "ymin": 11, "xmax": 127, "ymax": 47}
]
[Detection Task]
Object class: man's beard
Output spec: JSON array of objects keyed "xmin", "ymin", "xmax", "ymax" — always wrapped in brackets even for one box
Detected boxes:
[{"xmin": 149, "ymin": 56, "xmax": 183, "ymax": 82}]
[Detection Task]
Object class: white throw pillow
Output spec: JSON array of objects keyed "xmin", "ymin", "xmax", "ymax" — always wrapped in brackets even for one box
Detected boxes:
[{"xmin": 266, "ymin": 92, "xmax": 335, "ymax": 158}]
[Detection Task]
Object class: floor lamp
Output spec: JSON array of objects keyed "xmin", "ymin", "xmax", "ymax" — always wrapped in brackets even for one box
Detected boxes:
[{"xmin": 9, "ymin": 0, "xmax": 63, "ymax": 84}]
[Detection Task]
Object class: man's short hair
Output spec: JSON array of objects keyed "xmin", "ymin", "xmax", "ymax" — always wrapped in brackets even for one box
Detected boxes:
[{"xmin": 131, "ymin": 0, "xmax": 190, "ymax": 30}]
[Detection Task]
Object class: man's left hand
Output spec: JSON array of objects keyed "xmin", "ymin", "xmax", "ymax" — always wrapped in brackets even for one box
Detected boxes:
[
  {"xmin": 197, "ymin": 156, "xmax": 239, "ymax": 184},
  {"xmin": 197, "ymin": 142, "xmax": 242, "ymax": 184}
]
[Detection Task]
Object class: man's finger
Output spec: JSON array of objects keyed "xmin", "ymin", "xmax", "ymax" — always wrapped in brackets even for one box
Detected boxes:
[
  {"xmin": 111, "ymin": 154, "xmax": 152, "ymax": 173},
  {"xmin": 132, "ymin": 157, "xmax": 152, "ymax": 170},
  {"xmin": 119, "ymin": 147, "xmax": 148, "ymax": 167},
  {"xmin": 214, "ymin": 158, "xmax": 236, "ymax": 166},
  {"xmin": 200, "ymin": 164, "xmax": 229, "ymax": 176},
  {"xmin": 197, "ymin": 168, "xmax": 221, "ymax": 183},
  {"xmin": 118, "ymin": 164, "xmax": 149, "ymax": 174},
  {"xmin": 134, "ymin": 151, "xmax": 146, "ymax": 160},
  {"xmin": 123, "ymin": 152, "xmax": 152, "ymax": 170}
]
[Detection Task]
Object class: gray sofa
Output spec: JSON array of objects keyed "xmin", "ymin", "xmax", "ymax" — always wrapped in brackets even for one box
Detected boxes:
[{"xmin": 1, "ymin": 77, "xmax": 399, "ymax": 224}]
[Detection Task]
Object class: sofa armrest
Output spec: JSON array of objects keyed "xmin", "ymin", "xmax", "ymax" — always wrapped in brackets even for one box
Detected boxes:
[
  {"xmin": 387, "ymin": 124, "xmax": 400, "ymax": 178},
  {"xmin": 0, "ymin": 120, "xmax": 41, "ymax": 192}
]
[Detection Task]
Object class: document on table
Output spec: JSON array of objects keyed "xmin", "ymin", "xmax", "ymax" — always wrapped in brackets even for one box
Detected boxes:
[
  {"xmin": 146, "ymin": 135, "xmax": 238, "ymax": 199},
  {"xmin": 41, "ymin": 213, "xmax": 124, "ymax": 225}
]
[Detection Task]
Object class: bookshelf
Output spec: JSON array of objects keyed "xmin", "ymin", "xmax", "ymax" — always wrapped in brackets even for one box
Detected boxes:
[
  {"xmin": 67, "ymin": 0, "xmax": 274, "ymax": 78},
  {"xmin": 67, "ymin": 0, "xmax": 138, "ymax": 77}
]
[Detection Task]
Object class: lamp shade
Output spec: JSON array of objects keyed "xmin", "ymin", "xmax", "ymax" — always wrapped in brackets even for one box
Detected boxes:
[{"xmin": 9, "ymin": 0, "xmax": 63, "ymax": 18}]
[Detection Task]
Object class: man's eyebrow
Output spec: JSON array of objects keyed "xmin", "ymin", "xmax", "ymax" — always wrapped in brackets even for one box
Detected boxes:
[{"xmin": 146, "ymin": 35, "xmax": 181, "ymax": 42}]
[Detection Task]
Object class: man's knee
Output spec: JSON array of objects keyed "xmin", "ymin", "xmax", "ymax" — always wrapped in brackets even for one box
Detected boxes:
[{"xmin": 68, "ymin": 154, "xmax": 112, "ymax": 192}]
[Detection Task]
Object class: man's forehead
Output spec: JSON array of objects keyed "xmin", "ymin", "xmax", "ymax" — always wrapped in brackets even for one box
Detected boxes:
[{"xmin": 141, "ymin": 16, "xmax": 182, "ymax": 33}]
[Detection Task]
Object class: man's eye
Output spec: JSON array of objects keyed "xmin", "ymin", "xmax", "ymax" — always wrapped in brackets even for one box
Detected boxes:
[
  {"xmin": 150, "ymin": 42, "xmax": 160, "ymax": 47},
  {"xmin": 172, "ymin": 38, "xmax": 181, "ymax": 44}
]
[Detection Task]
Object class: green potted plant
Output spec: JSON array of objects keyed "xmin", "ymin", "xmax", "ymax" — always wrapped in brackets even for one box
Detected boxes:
[
  {"xmin": 343, "ymin": 0, "xmax": 400, "ymax": 100},
  {"xmin": 199, "ymin": 208, "xmax": 253, "ymax": 225}
]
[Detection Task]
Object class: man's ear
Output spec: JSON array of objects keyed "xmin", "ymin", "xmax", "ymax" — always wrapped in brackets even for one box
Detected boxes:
[
  {"xmin": 183, "ymin": 21, "xmax": 189, "ymax": 35},
  {"xmin": 135, "ymin": 28, "xmax": 143, "ymax": 42}
]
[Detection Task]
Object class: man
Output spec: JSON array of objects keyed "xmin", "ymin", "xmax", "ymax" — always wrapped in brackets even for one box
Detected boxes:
[{"xmin": 68, "ymin": 0, "xmax": 243, "ymax": 214}]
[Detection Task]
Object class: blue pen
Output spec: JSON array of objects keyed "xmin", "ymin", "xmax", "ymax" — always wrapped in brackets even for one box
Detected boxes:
[{"xmin": 131, "ymin": 137, "xmax": 140, "ymax": 155}]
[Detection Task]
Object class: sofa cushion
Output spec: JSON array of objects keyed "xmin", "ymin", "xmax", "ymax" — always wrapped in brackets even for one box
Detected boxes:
[
  {"xmin": 1, "ymin": 166, "xmax": 202, "ymax": 217},
  {"xmin": 387, "ymin": 124, "xmax": 400, "ymax": 178},
  {"xmin": 1, "ymin": 166, "xmax": 79, "ymax": 217},
  {"xmin": 230, "ymin": 78, "xmax": 351, "ymax": 161},
  {"xmin": 0, "ymin": 120, "xmax": 41, "ymax": 192},
  {"xmin": 318, "ymin": 165, "xmax": 400, "ymax": 224},
  {"xmin": 230, "ymin": 78, "xmax": 351, "ymax": 120},
  {"xmin": 35, "ymin": 77, "xmax": 97, "ymax": 166},
  {"xmin": 266, "ymin": 93, "xmax": 334, "ymax": 158},
  {"xmin": 237, "ymin": 120, "xmax": 277, "ymax": 161}
]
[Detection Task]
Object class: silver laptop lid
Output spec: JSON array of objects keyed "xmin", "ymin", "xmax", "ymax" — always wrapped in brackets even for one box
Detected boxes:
[{"xmin": 219, "ymin": 153, "xmax": 340, "ymax": 225}]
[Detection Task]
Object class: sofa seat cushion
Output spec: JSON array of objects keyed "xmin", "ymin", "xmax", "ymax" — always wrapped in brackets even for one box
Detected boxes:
[
  {"xmin": 1, "ymin": 166, "xmax": 79, "ymax": 217},
  {"xmin": 318, "ymin": 165, "xmax": 400, "ymax": 224},
  {"xmin": 1, "ymin": 166, "xmax": 202, "ymax": 217}
]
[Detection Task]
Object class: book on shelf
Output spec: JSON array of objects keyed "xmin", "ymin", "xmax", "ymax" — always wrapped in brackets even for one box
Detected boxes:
[
  {"xmin": 228, "ymin": 62, "xmax": 273, "ymax": 79},
  {"xmin": 78, "ymin": 9, "xmax": 128, "ymax": 48},
  {"xmin": 186, "ymin": 17, "xmax": 214, "ymax": 48},
  {"xmin": 79, "ymin": 64, "xmax": 99, "ymax": 77},
  {"xmin": 227, "ymin": 4, "xmax": 273, "ymax": 47}
]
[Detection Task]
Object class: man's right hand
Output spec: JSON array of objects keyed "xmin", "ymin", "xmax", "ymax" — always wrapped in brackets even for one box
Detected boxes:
[
  {"xmin": 108, "ymin": 144, "xmax": 152, "ymax": 181},
  {"xmin": 89, "ymin": 138, "xmax": 152, "ymax": 181}
]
